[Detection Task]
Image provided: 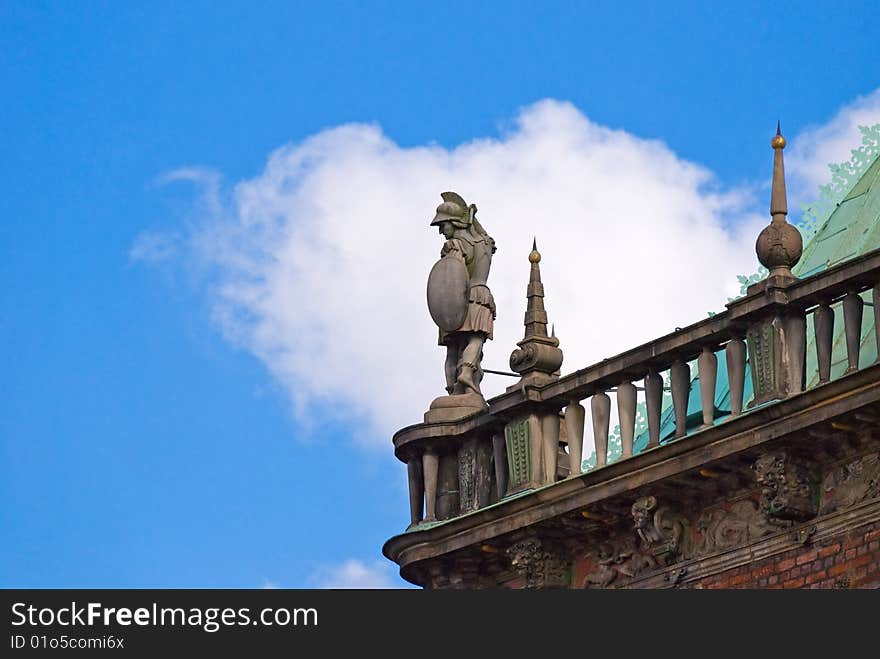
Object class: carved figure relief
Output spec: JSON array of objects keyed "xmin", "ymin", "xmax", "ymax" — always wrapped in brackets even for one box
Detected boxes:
[
  {"xmin": 631, "ymin": 495, "xmax": 691, "ymax": 565},
  {"xmin": 820, "ymin": 452, "xmax": 880, "ymax": 515},
  {"xmin": 582, "ymin": 540, "xmax": 637, "ymax": 588}
]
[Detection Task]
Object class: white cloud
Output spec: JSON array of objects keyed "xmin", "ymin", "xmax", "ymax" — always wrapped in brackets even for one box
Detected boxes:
[
  {"xmin": 308, "ymin": 559, "xmax": 402, "ymax": 589},
  {"xmin": 787, "ymin": 88, "xmax": 880, "ymax": 203},
  {"xmin": 129, "ymin": 230, "xmax": 180, "ymax": 264},
  {"xmin": 261, "ymin": 577, "xmax": 279, "ymax": 589},
  {"xmin": 145, "ymin": 93, "xmax": 879, "ymax": 448}
]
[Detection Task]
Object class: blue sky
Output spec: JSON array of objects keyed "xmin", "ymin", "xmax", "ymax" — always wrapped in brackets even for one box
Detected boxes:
[{"xmin": 2, "ymin": 2, "xmax": 879, "ymax": 588}]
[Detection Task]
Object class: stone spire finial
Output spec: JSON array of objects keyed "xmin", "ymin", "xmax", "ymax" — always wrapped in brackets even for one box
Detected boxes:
[
  {"xmin": 523, "ymin": 238, "xmax": 548, "ymax": 339},
  {"xmin": 755, "ymin": 122, "xmax": 802, "ymax": 283},
  {"xmin": 508, "ymin": 240, "xmax": 563, "ymax": 390}
]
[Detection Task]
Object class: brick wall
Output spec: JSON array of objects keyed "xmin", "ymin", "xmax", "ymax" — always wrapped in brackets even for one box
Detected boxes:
[{"xmin": 692, "ymin": 522, "xmax": 880, "ymax": 589}]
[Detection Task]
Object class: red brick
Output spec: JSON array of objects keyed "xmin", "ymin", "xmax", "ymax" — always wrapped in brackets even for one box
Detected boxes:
[
  {"xmin": 796, "ymin": 550, "xmax": 818, "ymax": 565},
  {"xmin": 818, "ymin": 544, "xmax": 841, "ymax": 558},
  {"xmin": 777, "ymin": 558, "xmax": 796, "ymax": 571},
  {"xmin": 845, "ymin": 548, "xmax": 857, "ymax": 560},
  {"xmin": 729, "ymin": 573, "xmax": 750, "ymax": 586},
  {"xmin": 852, "ymin": 554, "xmax": 874, "ymax": 568},
  {"xmin": 858, "ymin": 545, "xmax": 869, "ymax": 556},
  {"xmin": 828, "ymin": 563, "xmax": 849, "ymax": 577},
  {"xmin": 844, "ymin": 538, "xmax": 862, "ymax": 551},
  {"xmin": 812, "ymin": 560, "xmax": 823, "ymax": 571},
  {"xmin": 805, "ymin": 570, "xmax": 827, "ymax": 585},
  {"xmin": 751, "ymin": 564, "xmax": 775, "ymax": 579},
  {"xmin": 869, "ymin": 541, "xmax": 879, "ymax": 552},
  {"xmin": 783, "ymin": 577, "xmax": 805, "ymax": 589},
  {"xmin": 768, "ymin": 575, "xmax": 778, "ymax": 585},
  {"xmin": 864, "ymin": 529, "xmax": 880, "ymax": 543}
]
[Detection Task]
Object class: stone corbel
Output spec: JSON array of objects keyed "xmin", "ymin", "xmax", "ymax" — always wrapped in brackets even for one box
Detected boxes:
[{"xmin": 754, "ymin": 449, "xmax": 819, "ymax": 525}]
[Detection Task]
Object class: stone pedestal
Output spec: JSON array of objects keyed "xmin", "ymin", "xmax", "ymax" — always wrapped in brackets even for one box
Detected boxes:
[{"xmin": 424, "ymin": 392, "xmax": 487, "ymax": 423}]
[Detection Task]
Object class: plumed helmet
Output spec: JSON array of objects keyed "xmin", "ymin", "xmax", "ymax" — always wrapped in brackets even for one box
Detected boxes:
[{"xmin": 430, "ymin": 191, "xmax": 474, "ymax": 227}]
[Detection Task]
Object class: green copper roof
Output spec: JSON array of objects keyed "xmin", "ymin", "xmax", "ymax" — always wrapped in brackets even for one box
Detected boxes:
[{"xmin": 796, "ymin": 152, "xmax": 880, "ymax": 278}]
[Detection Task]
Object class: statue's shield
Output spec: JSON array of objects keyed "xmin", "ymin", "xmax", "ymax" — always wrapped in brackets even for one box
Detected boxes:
[{"xmin": 427, "ymin": 256, "xmax": 469, "ymax": 331}]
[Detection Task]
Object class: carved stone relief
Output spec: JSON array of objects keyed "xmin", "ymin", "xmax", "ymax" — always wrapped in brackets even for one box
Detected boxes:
[
  {"xmin": 631, "ymin": 495, "xmax": 692, "ymax": 565},
  {"xmin": 754, "ymin": 450, "xmax": 818, "ymax": 524},
  {"xmin": 694, "ymin": 499, "xmax": 775, "ymax": 555},
  {"xmin": 458, "ymin": 442, "xmax": 477, "ymax": 514},
  {"xmin": 505, "ymin": 535, "xmax": 568, "ymax": 588},
  {"xmin": 819, "ymin": 452, "xmax": 880, "ymax": 515},
  {"xmin": 581, "ymin": 496, "xmax": 693, "ymax": 588}
]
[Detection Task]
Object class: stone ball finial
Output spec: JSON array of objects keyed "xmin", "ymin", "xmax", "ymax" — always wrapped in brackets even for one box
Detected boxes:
[
  {"xmin": 756, "ymin": 122, "xmax": 802, "ymax": 276},
  {"xmin": 756, "ymin": 221, "xmax": 802, "ymax": 271}
]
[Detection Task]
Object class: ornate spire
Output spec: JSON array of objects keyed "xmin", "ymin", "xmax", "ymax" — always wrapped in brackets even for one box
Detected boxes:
[
  {"xmin": 755, "ymin": 122, "xmax": 802, "ymax": 284},
  {"xmin": 523, "ymin": 238, "xmax": 548, "ymax": 339},
  {"xmin": 508, "ymin": 239, "xmax": 563, "ymax": 390}
]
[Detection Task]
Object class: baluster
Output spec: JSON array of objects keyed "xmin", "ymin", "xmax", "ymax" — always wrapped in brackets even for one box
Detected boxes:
[
  {"xmin": 407, "ymin": 457, "xmax": 424, "ymax": 526},
  {"xmin": 875, "ymin": 285, "xmax": 880, "ymax": 365},
  {"xmin": 422, "ymin": 451, "xmax": 439, "ymax": 522},
  {"xmin": 814, "ymin": 302, "xmax": 834, "ymax": 384},
  {"xmin": 843, "ymin": 291, "xmax": 864, "ymax": 374},
  {"xmin": 698, "ymin": 347, "xmax": 718, "ymax": 429},
  {"xmin": 670, "ymin": 360, "xmax": 691, "ymax": 439},
  {"xmin": 786, "ymin": 312, "xmax": 806, "ymax": 394},
  {"xmin": 725, "ymin": 338, "xmax": 746, "ymax": 416},
  {"xmin": 564, "ymin": 399, "xmax": 585, "ymax": 476},
  {"xmin": 492, "ymin": 432, "xmax": 508, "ymax": 499},
  {"xmin": 590, "ymin": 391, "xmax": 610, "ymax": 467},
  {"xmin": 644, "ymin": 370, "xmax": 663, "ymax": 449},
  {"xmin": 542, "ymin": 412, "xmax": 560, "ymax": 485},
  {"xmin": 617, "ymin": 381, "xmax": 637, "ymax": 458}
]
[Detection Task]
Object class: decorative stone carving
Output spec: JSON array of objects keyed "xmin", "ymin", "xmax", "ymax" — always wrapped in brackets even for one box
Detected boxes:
[
  {"xmin": 819, "ymin": 452, "xmax": 880, "ymax": 515},
  {"xmin": 694, "ymin": 500, "xmax": 774, "ymax": 556},
  {"xmin": 631, "ymin": 496, "xmax": 692, "ymax": 566},
  {"xmin": 505, "ymin": 416, "xmax": 533, "ymax": 494},
  {"xmin": 457, "ymin": 438, "xmax": 496, "ymax": 515},
  {"xmin": 754, "ymin": 450, "xmax": 818, "ymax": 524},
  {"xmin": 582, "ymin": 540, "xmax": 636, "ymax": 588},
  {"xmin": 458, "ymin": 442, "xmax": 477, "ymax": 514},
  {"xmin": 505, "ymin": 536, "xmax": 568, "ymax": 589},
  {"xmin": 747, "ymin": 319, "xmax": 777, "ymax": 404}
]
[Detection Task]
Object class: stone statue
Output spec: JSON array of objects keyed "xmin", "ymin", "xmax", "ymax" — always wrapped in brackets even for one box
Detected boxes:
[{"xmin": 425, "ymin": 192, "xmax": 496, "ymax": 421}]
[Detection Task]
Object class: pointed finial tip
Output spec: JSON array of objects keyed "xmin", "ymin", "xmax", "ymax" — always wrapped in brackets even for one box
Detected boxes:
[
  {"xmin": 529, "ymin": 237, "xmax": 541, "ymax": 263},
  {"xmin": 771, "ymin": 121, "xmax": 786, "ymax": 149}
]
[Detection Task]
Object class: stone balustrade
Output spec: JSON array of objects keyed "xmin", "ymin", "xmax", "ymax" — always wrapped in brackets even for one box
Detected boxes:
[{"xmin": 395, "ymin": 248, "xmax": 880, "ymax": 528}]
